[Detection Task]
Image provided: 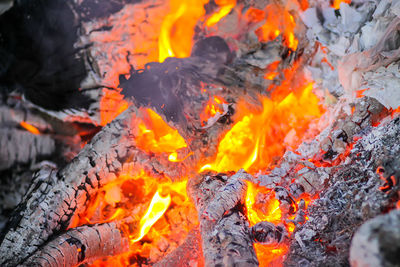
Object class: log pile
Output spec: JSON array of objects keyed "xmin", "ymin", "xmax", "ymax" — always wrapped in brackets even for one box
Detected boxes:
[{"xmin": 0, "ymin": 0, "xmax": 400, "ymax": 266}]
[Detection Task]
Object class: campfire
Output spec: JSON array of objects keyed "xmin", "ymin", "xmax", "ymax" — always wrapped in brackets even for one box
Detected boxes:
[{"xmin": 1, "ymin": 0, "xmax": 400, "ymax": 266}]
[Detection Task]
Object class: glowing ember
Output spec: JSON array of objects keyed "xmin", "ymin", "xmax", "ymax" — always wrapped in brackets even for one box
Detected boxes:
[
  {"xmin": 245, "ymin": 4, "xmax": 299, "ymax": 50},
  {"xmin": 130, "ymin": 190, "xmax": 171, "ymax": 242},
  {"xmin": 19, "ymin": 121, "xmax": 40, "ymax": 135},
  {"xmin": 100, "ymin": 88, "xmax": 130, "ymax": 126},
  {"xmin": 136, "ymin": 108, "xmax": 187, "ymax": 158},
  {"xmin": 200, "ymin": 96, "xmax": 227, "ymax": 126},
  {"xmin": 205, "ymin": 0, "xmax": 236, "ymax": 27},
  {"xmin": 332, "ymin": 0, "xmax": 351, "ymax": 9},
  {"xmin": 201, "ymin": 82, "xmax": 323, "ymax": 173}
]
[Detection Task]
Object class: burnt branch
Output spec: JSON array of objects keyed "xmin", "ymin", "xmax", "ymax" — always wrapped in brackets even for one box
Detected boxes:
[
  {"xmin": 189, "ymin": 170, "xmax": 258, "ymax": 267},
  {"xmin": 22, "ymin": 222, "xmax": 129, "ymax": 267},
  {"xmin": 0, "ymin": 106, "xmax": 192, "ymax": 266}
]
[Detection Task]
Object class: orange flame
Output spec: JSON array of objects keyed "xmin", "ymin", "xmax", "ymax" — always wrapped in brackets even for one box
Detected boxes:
[
  {"xmin": 130, "ymin": 190, "xmax": 171, "ymax": 243},
  {"xmin": 246, "ymin": 182, "xmax": 282, "ymax": 226},
  {"xmin": 136, "ymin": 108, "xmax": 187, "ymax": 158},
  {"xmin": 332, "ymin": 0, "xmax": 351, "ymax": 9},
  {"xmin": 205, "ymin": 0, "xmax": 236, "ymax": 27},
  {"xmin": 200, "ymin": 96, "xmax": 227, "ymax": 126},
  {"xmin": 245, "ymin": 181, "xmax": 317, "ymax": 266},
  {"xmin": 245, "ymin": 4, "xmax": 299, "ymax": 50},
  {"xmin": 158, "ymin": 0, "xmax": 208, "ymax": 62},
  {"xmin": 201, "ymin": 82, "xmax": 323, "ymax": 173},
  {"xmin": 20, "ymin": 121, "xmax": 40, "ymax": 135}
]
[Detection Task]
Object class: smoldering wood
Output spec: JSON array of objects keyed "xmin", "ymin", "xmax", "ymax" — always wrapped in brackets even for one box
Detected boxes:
[
  {"xmin": 153, "ymin": 228, "xmax": 203, "ymax": 267},
  {"xmin": 22, "ymin": 222, "xmax": 129, "ymax": 267},
  {"xmin": 0, "ymin": 106, "xmax": 193, "ymax": 266},
  {"xmin": 189, "ymin": 171, "xmax": 259, "ymax": 267},
  {"xmin": 0, "ymin": 105, "xmax": 56, "ymax": 170},
  {"xmin": 284, "ymin": 116, "xmax": 400, "ymax": 266}
]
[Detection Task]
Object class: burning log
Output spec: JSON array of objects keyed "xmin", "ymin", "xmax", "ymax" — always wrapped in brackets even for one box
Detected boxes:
[
  {"xmin": 22, "ymin": 222, "xmax": 129, "ymax": 267},
  {"xmin": 189, "ymin": 170, "xmax": 259, "ymax": 267},
  {"xmin": 0, "ymin": 106, "xmax": 193, "ymax": 266},
  {"xmin": 153, "ymin": 228, "xmax": 203, "ymax": 267}
]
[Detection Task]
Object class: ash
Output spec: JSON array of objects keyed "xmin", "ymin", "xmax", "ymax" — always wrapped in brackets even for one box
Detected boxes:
[{"xmin": 285, "ymin": 117, "xmax": 400, "ymax": 267}]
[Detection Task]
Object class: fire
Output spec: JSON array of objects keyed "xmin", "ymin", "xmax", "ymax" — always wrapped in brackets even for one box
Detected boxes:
[
  {"xmin": 245, "ymin": 182, "xmax": 289, "ymax": 266},
  {"xmin": 246, "ymin": 182, "xmax": 282, "ymax": 225},
  {"xmin": 75, "ymin": 0, "xmax": 331, "ymax": 265},
  {"xmin": 158, "ymin": 0, "xmax": 208, "ymax": 62},
  {"xmin": 200, "ymin": 95, "xmax": 227, "ymax": 126},
  {"xmin": 130, "ymin": 190, "xmax": 171, "ymax": 242},
  {"xmin": 332, "ymin": 0, "xmax": 351, "ymax": 9},
  {"xmin": 245, "ymin": 4, "xmax": 299, "ymax": 50},
  {"xmin": 136, "ymin": 108, "xmax": 187, "ymax": 158},
  {"xmin": 100, "ymin": 88, "xmax": 130, "ymax": 126},
  {"xmin": 245, "ymin": 181, "xmax": 316, "ymax": 266},
  {"xmin": 205, "ymin": 0, "xmax": 236, "ymax": 27},
  {"xmin": 201, "ymin": 82, "xmax": 323, "ymax": 173},
  {"xmin": 19, "ymin": 121, "xmax": 40, "ymax": 135}
]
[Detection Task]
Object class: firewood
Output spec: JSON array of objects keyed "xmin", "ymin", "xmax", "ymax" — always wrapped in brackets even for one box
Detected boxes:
[
  {"xmin": 189, "ymin": 170, "xmax": 259, "ymax": 267},
  {"xmin": 22, "ymin": 222, "xmax": 129, "ymax": 267},
  {"xmin": 0, "ymin": 106, "xmax": 191, "ymax": 266},
  {"xmin": 153, "ymin": 228, "xmax": 203, "ymax": 267}
]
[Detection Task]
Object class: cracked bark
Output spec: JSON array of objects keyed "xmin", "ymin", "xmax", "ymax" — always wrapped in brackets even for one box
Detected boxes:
[
  {"xmin": 22, "ymin": 222, "xmax": 129, "ymax": 267},
  {"xmin": 0, "ymin": 106, "xmax": 193, "ymax": 266},
  {"xmin": 189, "ymin": 170, "xmax": 259, "ymax": 267}
]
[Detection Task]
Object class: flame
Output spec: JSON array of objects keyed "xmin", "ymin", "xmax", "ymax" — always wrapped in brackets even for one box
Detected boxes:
[
  {"xmin": 205, "ymin": 0, "xmax": 236, "ymax": 27},
  {"xmin": 158, "ymin": 0, "xmax": 208, "ymax": 62},
  {"xmin": 245, "ymin": 181, "xmax": 317, "ymax": 266},
  {"xmin": 130, "ymin": 190, "xmax": 171, "ymax": 242},
  {"xmin": 100, "ymin": 88, "xmax": 130, "ymax": 126},
  {"xmin": 136, "ymin": 108, "xmax": 187, "ymax": 156},
  {"xmin": 200, "ymin": 96, "xmax": 227, "ymax": 126},
  {"xmin": 201, "ymin": 82, "xmax": 323, "ymax": 173},
  {"xmin": 332, "ymin": 0, "xmax": 351, "ymax": 9},
  {"xmin": 20, "ymin": 121, "xmax": 40, "ymax": 135},
  {"xmin": 246, "ymin": 182, "xmax": 282, "ymax": 225},
  {"xmin": 245, "ymin": 5, "xmax": 299, "ymax": 50}
]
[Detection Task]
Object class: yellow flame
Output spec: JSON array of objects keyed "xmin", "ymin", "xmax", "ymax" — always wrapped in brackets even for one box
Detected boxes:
[
  {"xmin": 131, "ymin": 190, "xmax": 171, "ymax": 243},
  {"xmin": 206, "ymin": 0, "xmax": 236, "ymax": 27},
  {"xmin": 158, "ymin": 0, "xmax": 208, "ymax": 62}
]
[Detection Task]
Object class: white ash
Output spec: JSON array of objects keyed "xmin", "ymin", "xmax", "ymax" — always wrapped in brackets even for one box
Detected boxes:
[{"xmin": 284, "ymin": 115, "xmax": 400, "ymax": 266}]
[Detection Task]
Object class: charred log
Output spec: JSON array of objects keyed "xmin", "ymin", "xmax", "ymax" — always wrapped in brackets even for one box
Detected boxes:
[
  {"xmin": 153, "ymin": 228, "xmax": 203, "ymax": 267},
  {"xmin": 189, "ymin": 170, "xmax": 259, "ymax": 267},
  {"xmin": 0, "ymin": 106, "xmax": 192, "ymax": 266},
  {"xmin": 22, "ymin": 222, "xmax": 129, "ymax": 267}
]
